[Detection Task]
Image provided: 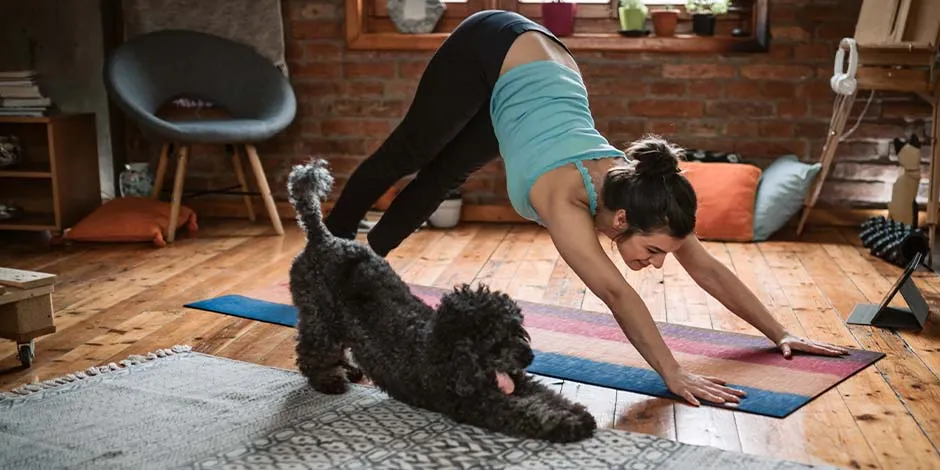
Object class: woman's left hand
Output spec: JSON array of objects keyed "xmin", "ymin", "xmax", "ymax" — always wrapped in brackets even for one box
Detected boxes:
[{"xmin": 776, "ymin": 333, "xmax": 850, "ymax": 359}]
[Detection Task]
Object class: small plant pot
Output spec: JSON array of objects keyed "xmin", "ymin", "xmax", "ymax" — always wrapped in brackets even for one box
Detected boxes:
[
  {"xmin": 651, "ymin": 10, "xmax": 678, "ymax": 37},
  {"xmin": 541, "ymin": 1, "xmax": 578, "ymax": 37},
  {"xmin": 618, "ymin": 6, "xmax": 647, "ymax": 31},
  {"xmin": 428, "ymin": 198, "xmax": 462, "ymax": 229},
  {"xmin": 691, "ymin": 13, "xmax": 716, "ymax": 36}
]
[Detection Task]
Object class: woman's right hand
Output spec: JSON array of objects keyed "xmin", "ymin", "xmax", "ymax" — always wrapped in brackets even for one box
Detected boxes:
[{"xmin": 664, "ymin": 368, "xmax": 747, "ymax": 406}]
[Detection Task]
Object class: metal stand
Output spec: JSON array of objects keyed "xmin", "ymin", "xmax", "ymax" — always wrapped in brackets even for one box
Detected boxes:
[{"xmin": 846, "ymin": 251, "xmax": 930, "ymax": 331}]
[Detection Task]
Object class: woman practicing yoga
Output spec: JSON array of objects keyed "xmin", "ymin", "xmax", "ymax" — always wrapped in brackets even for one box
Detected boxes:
[{"xmin": 324, "ymin": 10, "xmax": 849, "ymax": 406}]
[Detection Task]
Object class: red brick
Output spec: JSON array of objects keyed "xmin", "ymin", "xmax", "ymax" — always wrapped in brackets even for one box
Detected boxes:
[
  {"xmin": 794, "ymin": 43, "xmax": 836, "ymax": 62},
  {"xmin": 295, "ymin": 2, "xmax": 338, "ymax": 20},
  {"xmin": 811, "ymin": 141, "xmax": 881, "ymax": 162},
  {"xmin": 815, "ymin": 22, "xmax": 857, "ymax": 40},
  {"xmin": 772, "ymin": 25, "xmax": 812, "ymax": 42},
  {"xmin": 881, "ymin": 100, "xmax": 933, "ymax": 120},
  {"xmin": 685, "ymin": 120, "xmax": 721, "ymax": 137},
  {"xmin": 585, "ymin": 80, "xmax": 649, "ymax": 97},
  {"xmin": 848, "ymin": 122, "xmax": 909, "ymax": 140},
  {"xmin": 649, "ymin": 81, "xmax": 686, "ymax": 96},
  {"xmin": 344, "ymin": 62, "xmax": 396, "ymax": 79},
  {"xmin": 322, "ymin": 155, "xmax": 366, "ymax": 175},
  {"xmin": 764, "ymin": 82, "xmax": 799, "ymax": 99},
  {"xmin": 306, "ymin": 138, "xmax": 372, "ymax": 155},
  {"xmin": 291, "ymin": 20, "xmax": 341, "ymax": 39},
  {"xmin": 627, "ymin": 100, "xmax": 704, "ymax": 118},
  {"xmin": 760, "ymin": 121, "xmax": 796, "ymax": 138},
  {"xmin": 398, "ymin": 61, "xmax": 427, "ymax": 79},
  {"xmin": 330, "ymin": 99, "xmax": 406, "ymax": 118},
  {"xmin": 303, "ymin": 42, "xmax": 343, "ymax": 61},
  {"xmin": 384, "ymin": 80, "xmax": 418, "ymax": 98},
  {"xmin": 344, "ymin": 81, "xmax": 385, "ymax": 96},
  {"xmin": 735, "ymin": 139, "xmax": 809, "ymax": 158},
  {"xmin": 795, "ymin": 121, "xmax": 831, "ymax": 139},
  {"xmin": 687, "ymin": 80, "xmax": 722, "ymax": 98},
  {"xmin": 705, "ymin": 101, "xmax": 774, "ymax": 117},
  {"xmin": 608, "ymin": 120, "xmax": 646, "ymax": 136},
  {"xmin": 582, "ymin": 63, "xmax": 661, "ymax": 79},
  {"xmin": 292, "ymin": 63, "xmax": 342, "ymax": 79},
  {"xmin": 647, "ymin": 120, "xmax": 682, "ymax": 136},
  {"xmin": 801, "ymin": 81, "xmax": 835, "ymax": 101},
  {"xmin": 321, "ymin": 118, "xmax": 393, "ymax": 136},
  {"xmin": 661, "ymin": 64, "xmax": 736, "ymax": 79},
  {"xmin": 740, "ymin": 64, "xmax": 814, "ymax": 81},
  {"xmin": 725, "ymin": 121, "xmax": 760, "ymax": 137},
  {"xmin": 590, "ymin": 98, "xmax": 630, "ymax": 118},
  {"xmin": 723, "ymin": 81, "xmax": 763, "ymax": 99},
  {"xmin": 778, "ymin": 101, "xmax": 809, "ymax": 118}
]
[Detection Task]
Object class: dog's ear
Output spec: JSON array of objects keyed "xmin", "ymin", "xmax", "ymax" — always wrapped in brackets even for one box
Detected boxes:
[
  {"xmin": 910, "ymin": 133, "xmax": 921, "ymax": 148},
  {"xmin": 893, "ymin": 137, "xmax": 906, "ymax": 154}
]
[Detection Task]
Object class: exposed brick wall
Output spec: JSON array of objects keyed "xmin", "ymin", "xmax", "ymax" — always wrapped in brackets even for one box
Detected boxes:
[{"xmin": 126, "ymin": 0, "xmax": 935, "ymax": 211}]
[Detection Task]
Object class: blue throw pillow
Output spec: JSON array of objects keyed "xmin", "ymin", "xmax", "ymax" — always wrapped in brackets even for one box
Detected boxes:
[{"xmin": 753, "ymin": 155, "xmax": 822, "ymax": 241}]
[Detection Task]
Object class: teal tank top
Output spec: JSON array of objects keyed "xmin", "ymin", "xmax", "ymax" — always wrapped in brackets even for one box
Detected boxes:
[{"xmin": 490, "ymin": 60, "xmax": 626, "ymax": 225}]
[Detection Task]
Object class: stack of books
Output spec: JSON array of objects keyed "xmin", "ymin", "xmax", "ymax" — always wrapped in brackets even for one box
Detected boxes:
[{"xmin": 0, "ymin": 70, "xmax": 52, "ymax": 117}]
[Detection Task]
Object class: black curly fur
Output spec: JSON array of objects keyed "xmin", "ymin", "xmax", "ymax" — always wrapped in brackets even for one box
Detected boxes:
[{"xmin": 287, "ymin": 158, "xmax": 597, "ymax": 443}]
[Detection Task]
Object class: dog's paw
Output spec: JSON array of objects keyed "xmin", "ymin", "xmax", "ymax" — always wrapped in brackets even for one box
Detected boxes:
[
  {"xmin": 310, "ymin": 373, "xmax": 349, "ymax": 395},
  {"xmin": 543, "ymin": 407, "xmax": 597, "ymax": 443}
]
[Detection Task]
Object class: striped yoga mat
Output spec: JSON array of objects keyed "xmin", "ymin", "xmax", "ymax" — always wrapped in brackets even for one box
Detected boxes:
[{"xmin": 184, "ymin": 282, "xmax": 884, "ymax": 419}]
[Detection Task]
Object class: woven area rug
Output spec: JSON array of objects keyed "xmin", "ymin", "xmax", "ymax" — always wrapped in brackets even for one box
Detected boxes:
[
  {"xmin": 184, "ymin": 282, "xmax": 884, "ymax": 419},
  {"xmin": 0, "ymin": 346, "xmax": 837, "ymax": 469}
]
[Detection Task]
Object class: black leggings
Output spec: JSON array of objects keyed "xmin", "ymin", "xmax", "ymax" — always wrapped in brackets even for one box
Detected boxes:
[{"xmin": 323, "ymin": 10, "xmax": 570, "ymax": 256}]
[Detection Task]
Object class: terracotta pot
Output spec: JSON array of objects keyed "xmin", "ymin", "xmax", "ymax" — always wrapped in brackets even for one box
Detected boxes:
[
  {"xmin": 651, "ymin": 9, "xmax": 678, "ymax": 37},
  {"xmin": 541, "ymin": 1, "xmax": 577, "ymax": 37}
]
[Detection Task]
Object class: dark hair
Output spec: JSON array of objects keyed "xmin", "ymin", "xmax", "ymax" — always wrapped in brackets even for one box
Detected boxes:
[{"xmin": 601, "ymin": 134, "xmax": 697, "ymax": 239}]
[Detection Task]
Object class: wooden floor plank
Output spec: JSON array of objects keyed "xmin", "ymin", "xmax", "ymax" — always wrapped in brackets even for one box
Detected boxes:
[{"xmin": 2, "ymin": 219, "xmax": 940, "ymax": 469}]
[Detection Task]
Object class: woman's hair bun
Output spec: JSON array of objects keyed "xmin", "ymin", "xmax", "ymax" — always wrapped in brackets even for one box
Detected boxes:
[{"xmin": 626, "ymin": 135, "xmax": 684, "ymax": 179}]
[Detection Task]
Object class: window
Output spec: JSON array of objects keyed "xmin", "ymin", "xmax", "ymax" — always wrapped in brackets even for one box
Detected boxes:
[{"xmin": 345, "ymin": 0, "xmax": 770, "ymax": 53}]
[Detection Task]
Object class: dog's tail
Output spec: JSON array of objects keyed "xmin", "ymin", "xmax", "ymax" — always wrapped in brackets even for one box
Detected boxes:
[{"xmin": 287, "ymin": 158, "xmax": 333, "ymax": 241}]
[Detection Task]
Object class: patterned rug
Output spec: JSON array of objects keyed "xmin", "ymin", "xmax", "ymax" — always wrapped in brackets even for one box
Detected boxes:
[
  {"xmin": 0, "ymin": 346, "xmax": 838, "ymax": 469},
  {"xmin": 184, "ymin": 282, "xmax": 884, "ymax": 419}
]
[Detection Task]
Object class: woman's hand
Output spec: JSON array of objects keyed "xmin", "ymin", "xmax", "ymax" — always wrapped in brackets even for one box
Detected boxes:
[
  {"xmin": 664, "ymin": 368, "xmax": 747, "ymax": 407},
  {"xmin": 776, "ymin": 333, "xmax": 850, "ymax": 359}
]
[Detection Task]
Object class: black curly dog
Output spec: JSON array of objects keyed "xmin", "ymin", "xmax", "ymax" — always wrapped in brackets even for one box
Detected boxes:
[{"xmin": 286, "ymin": 159, "xmax": 597, "ymax": 443}]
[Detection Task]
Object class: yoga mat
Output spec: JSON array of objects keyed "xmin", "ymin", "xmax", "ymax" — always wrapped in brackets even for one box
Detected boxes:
[{"xmin": 184, "ymin": 283, "xmax": 885, "ymax": 418}]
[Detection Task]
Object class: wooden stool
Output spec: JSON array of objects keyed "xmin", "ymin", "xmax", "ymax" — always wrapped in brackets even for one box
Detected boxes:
[{"xmin": 0, "ymin": 268, "xmax": 57, "ymax": 367}]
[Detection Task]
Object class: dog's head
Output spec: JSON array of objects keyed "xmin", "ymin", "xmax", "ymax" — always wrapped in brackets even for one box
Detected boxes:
[{"xmin": 431, "ymin": 284, "xmax": 534, "ymax": 397}]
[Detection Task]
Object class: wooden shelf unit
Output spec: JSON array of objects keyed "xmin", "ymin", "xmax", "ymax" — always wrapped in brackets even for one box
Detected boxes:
[{"xmin": 0, "ymin": 113, "xmax": 101, "ymax": 234}]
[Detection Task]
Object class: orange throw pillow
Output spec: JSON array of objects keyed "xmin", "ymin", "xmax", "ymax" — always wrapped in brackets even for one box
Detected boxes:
[
  {"xmin": 679, "ymin": 161, "xmax": 761, "ymax": 242},
  {"xmin": 65, "ymin": 197, "xmax": 198, "ymax": 247}
]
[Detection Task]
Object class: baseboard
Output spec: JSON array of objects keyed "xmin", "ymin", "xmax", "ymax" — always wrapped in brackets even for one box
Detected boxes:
[{"xmin": 182, "ymin": 197, "xmax": 915, "ymax": 229}]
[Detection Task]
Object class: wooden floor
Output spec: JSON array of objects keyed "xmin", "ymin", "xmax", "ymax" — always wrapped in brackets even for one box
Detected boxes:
[{"xmin": 1, "ymin": 219, "xmax": 939, "ymax": 469}]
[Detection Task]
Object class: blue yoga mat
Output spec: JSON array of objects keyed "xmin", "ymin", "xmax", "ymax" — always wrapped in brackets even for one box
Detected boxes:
[{"xmin": 184, "ymin": 293, "xmax": 879, "ymax": 418}]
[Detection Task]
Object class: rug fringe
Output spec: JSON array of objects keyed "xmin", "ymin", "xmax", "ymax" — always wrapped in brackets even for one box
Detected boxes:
[{"xmin": 7, "ymin": 345, "xmax": 193, "ymax": 396}]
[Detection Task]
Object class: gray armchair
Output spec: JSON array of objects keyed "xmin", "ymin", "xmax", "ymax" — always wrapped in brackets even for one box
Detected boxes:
[{"xmin": 104, "ymin": 29, "xmax": 296, "ymax": 241}]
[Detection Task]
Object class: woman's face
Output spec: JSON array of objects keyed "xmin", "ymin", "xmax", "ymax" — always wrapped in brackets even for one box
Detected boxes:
[
  {"xmin": 615, "ymin": 232, "xmax": 684, "ymax": 271},
  {"xmin": 598, "ymin": 208, "xmax": 684, "ymax": 271}
]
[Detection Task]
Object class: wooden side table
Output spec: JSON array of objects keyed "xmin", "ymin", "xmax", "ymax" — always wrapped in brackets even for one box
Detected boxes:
[
  {"xmin": 0, "ymin": 113, "xmax": 102, "ymax": 238},
  {"xmin": 0, "ymin": 267, "xmax": 57, "ymax": 367}
]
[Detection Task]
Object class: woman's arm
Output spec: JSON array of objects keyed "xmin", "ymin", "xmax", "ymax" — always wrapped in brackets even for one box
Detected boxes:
[
  {"xmin": 539, "ymin": 202, "xmax": 745, "ymax": 405},
  {"xmin": 672, "ymin": 235, "xmax": 849, "ymax": 358}
]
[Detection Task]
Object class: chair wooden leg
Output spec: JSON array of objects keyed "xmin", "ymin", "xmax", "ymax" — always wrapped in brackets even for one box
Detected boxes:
[
  {"xmin": 231, "ymin": 146, "xmax": 256, "ymax": 222},
  {"xmin": 243, "ymin": 144, "xmax": 284, "ymax": 236},
  {"xmin": 167, "ymin": 145, "xmax": 190, "ymax": 243},
  {"xmin": 151, "ymin": 143, "xmax": 170, "ymax": 199}
]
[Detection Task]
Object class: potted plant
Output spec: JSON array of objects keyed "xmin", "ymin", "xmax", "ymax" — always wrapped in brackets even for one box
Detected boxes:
[
  {"xmin": 651, "ymin": 5, "xmax": 678, "ymax": 37},
  {"xmin": 541, "ymin": 0, "xmax": 578, "ymax": 37},
  {"xmin": 618, "ymin": 0, "xmax": 647, "ymax": 32},
  {"xmin": 685, "ymin": 0, "xmax": 728, "ymax": 36},
  {"xmin": 428, "ymin": 189, "xmax": 463, "ymax": 229}
]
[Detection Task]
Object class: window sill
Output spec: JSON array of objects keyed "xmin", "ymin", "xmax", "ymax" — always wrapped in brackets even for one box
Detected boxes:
[{"xmin": 346, "ymin": 32, "xmax": 768, "ymax": 53}]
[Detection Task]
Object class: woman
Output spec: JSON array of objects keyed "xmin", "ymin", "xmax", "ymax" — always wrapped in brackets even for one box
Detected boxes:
[{"xmin": 325, "ymin": 10, "xmax": 849, "ymax": 406}]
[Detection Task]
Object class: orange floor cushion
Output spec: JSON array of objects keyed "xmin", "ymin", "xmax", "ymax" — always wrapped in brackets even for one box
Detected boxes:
[
  {"xmin": 64, "ymin": 197, "xmax": 198, "ymax": 247},
  {"xmin": 679, "ymin": 161, "xmax": 762, "ymax": 242}
]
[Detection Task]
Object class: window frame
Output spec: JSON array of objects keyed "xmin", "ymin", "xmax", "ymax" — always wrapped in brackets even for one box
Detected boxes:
[{"xmin": 345, "ymin": 0, "xmax": 770, "ymax": 53}]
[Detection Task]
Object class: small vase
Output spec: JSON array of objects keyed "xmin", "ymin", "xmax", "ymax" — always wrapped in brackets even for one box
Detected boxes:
[
  {"xmin": 651, "ymin": 9, "xmax": 678, "ymax": 37},
  {"xmin": 119, "ymin": 162, "xmax": 154, "ymax": 198},
  {"xmin": 692, "ymin": 13, "xmax": 716, "ymax": 36},
  {"xmin": 541, "ymin": 1, "xmax": 578, "ymax": 37},
  {"xmin": 618, "ymin": 6, "xmax": 648, "ymax": 31}
]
